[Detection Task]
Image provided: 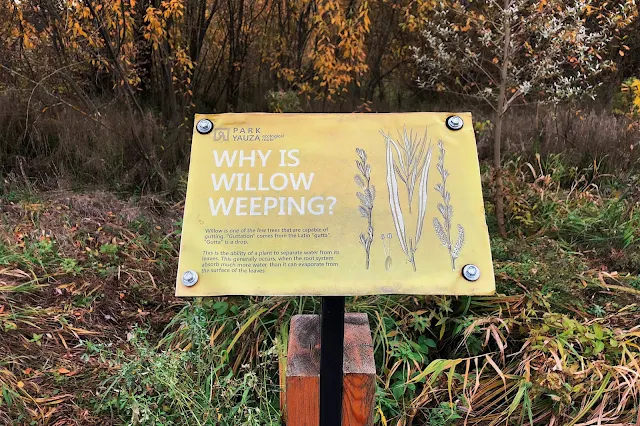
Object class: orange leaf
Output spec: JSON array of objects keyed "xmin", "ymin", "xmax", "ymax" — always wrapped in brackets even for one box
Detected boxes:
[{"xmin": 57, "ymin": 368, "xmax": 70, "ymax": 374}]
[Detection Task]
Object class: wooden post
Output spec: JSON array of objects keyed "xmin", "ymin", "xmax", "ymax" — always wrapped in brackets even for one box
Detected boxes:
[{"xmin": 285, "ymin": 313, "xmax": 376, "ymax": 426}]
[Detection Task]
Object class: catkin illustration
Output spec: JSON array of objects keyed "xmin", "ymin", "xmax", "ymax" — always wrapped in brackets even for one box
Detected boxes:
[
  {"xmin": 380, "ymin": 127, "xmax": 433, "ymax": 272},
  {"xmin": 433, "ymin": 141, "xmax": 465, "ymax": 270},
  {"xmin": 355, "ymin": 148, "xmax": 375, "ymax": 269}
]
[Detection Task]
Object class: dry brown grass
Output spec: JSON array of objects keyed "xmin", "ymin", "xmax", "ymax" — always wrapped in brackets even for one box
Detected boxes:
[
  {"xmin": 0, "ymin": 93, "xmax": 188, "ymax": 191},
  {"xmin": 1, "ymin": 182, "xmax": 640, "ymax": 424},
  {"xmin": 496, "ymin": 105, "xmax": 640, "ymax": 174},
  {"xmin": 0, "ymin": 191, "xmax": 183, "ymax": 424}
]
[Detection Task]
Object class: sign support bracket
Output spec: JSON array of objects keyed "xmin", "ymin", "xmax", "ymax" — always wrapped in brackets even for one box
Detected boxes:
[{"xmin": 319, "ymin": 296, "xmax": 345, "ymax": 425}]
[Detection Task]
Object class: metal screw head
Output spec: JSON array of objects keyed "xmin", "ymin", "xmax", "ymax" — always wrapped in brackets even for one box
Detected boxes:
[
  {"xmin": 446, "ymin": 115, "xmax": 464, "ymax": 131},
  {"xmin": 196, "ymin": 119, "xmax": 213, "ymax": 134},
  {"xmin": 462, "ymin": 264, "xmax": 480, "ymax": 282},
  {"xmin": 182, "ymin": 270, "xmax": 199, "ymax": 287}
]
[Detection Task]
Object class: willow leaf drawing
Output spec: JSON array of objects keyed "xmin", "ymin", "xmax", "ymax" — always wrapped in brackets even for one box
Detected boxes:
[
  {"xmin": 381, "ymin": 127, "xmax": 433, "ymax": 271},
  {"xmin": 415, "ymin": 146, "xmax": 433, "ymax": 245},
  {"xmin": 355, "ymin": 148, "xmax": 375, "ymax": 269},
  {"xmin": 433, "ymin": 141, "xmax": 465, "ymax": 270},
  {"xmin": 383, "ymin": 127, "xmax": 429, "ymax": 213},
  {"xmin": 385, "ymin": 139, "xmax": 407, "ymax": 255}
]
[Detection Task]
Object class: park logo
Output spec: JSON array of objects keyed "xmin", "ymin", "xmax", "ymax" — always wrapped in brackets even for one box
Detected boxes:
[
  {"xmin": 213, "ymin": 128, "xmax": 230, "ymax": 142},
  {"xmin": 214, "ymin": 127, "xmax": 264, "ymax": 142}
]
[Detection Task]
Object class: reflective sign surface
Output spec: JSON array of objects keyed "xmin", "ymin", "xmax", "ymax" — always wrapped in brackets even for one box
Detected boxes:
[{"xmin": 176, "ymin": 113, "xmax": 495, "ymax": 296}]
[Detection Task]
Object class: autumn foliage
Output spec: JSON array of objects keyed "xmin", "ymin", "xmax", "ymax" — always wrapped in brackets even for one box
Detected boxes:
[{"xmin": 0, "ymin": 0, "xmax": 638, "ymax": 190}]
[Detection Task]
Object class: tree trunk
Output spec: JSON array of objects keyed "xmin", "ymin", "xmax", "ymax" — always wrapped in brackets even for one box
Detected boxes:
[
  {"xmin": 161, "ymin": 37, "xmax": 179, "ymax": 123},
  {"xmin": 494, "ymin": 110, "xmax": 506, "ymax": 237},
  {"xmin": 225, "ymin": 0, "xmax": 243, "ymax": 111},
  {"xmin": 494, "ymin": 0, "xmax": 511, "ymax": 238}
]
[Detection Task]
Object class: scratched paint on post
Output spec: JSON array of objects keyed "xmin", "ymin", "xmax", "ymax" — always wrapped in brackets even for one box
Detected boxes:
[{"xmin": 176, "ymin": 113, "xmax": 495, "ymax": 296}]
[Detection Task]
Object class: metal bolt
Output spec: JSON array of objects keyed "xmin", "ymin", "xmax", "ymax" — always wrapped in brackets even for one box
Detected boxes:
[
  {"xmin": 182, "ymin": 270, "xmax": 199, "ymax": 287},
  {"xmin": 446, "ymin": 115, "xmax": 464, "ymax": 131},
  {"xmin": 462, "ymin": 264, "xmax": 480, "ymax": 282},
  {"xmin": 196, "ymin": 119, "xmax": 213, "ymax": 134}
]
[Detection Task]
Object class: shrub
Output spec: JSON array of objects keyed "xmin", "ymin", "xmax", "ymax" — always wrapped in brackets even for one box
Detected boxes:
[
  {"xmin": 500, "ymin": 105, "xmax": 640, "ymax": 175},
  {"xmin": 266, "ymin": 90, "xmax": 302, "ymax": 113}
]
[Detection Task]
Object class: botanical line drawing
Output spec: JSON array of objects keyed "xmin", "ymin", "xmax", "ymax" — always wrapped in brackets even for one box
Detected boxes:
[
  {"xmin": 381, "ymin": 233, "xmax": 393, "ymax": 271},
  {"xmin": 433, "ymin": 141, "xmax": 465, "ymax": 270},
  {"xmin": 380, "ymin": 127, "xmax": 433, "ymax": 271},
  {"xmin": 355, "ymin": 148, "xmax": 375, "ymax": 269},
  {"xmin": 381, "ymin": 127, "xmax": 430, "ymax": 213}
]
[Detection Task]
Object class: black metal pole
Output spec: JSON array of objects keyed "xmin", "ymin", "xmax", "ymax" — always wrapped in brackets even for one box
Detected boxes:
[{"xmin": 319, "ymin": 296, "xmax": 345, "ymax": 426}]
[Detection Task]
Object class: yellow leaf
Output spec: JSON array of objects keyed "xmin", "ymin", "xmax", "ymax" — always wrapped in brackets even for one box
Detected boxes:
[
  {"xmin": 377, "ymin": 406, "xmax": 387, "ymax": 425},
  {"xmin": 17, "ymin": 381, "xmax": 24, "ymax": 388}
]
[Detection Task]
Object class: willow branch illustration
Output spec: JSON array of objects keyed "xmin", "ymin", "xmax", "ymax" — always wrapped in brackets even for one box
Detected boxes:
[
  {"xmin": 380, "ymin": 128, "xmax": 433, "ymax": 271},
  {"xmin": 433, "ymin": 141, "xmax": 465, "ymax": 270},
  {"xmin": 381, "ymin": 126, "xmax": 429, "ymax": 213},
  {"xmin": 355, "ymin": 148, "xmax": 375, "ymax": 269}
]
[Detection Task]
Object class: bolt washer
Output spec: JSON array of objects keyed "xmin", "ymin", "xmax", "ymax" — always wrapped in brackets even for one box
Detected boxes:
[
  {"xmin": 446, "ymin": 115, "xmax": 464, "ymax": 131},
  {"xmin": 182, "ymin": 270, "xmax": 199, "ymax": 287},
  {"xmin": 196, "ymin": 119, "xmax": 214, "ymax": 134},
  {"xmin": 462, "ymin": 264, "xmax": 480, "ymax": 282}
]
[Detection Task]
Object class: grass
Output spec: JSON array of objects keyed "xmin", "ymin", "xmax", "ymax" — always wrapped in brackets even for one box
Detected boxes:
[{"xmin": 1, "ymin": 156, "xmax": 640, "ymax": 425}]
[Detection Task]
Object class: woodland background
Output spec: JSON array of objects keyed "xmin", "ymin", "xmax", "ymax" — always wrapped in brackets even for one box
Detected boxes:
[
  {"xmin": 1, "ymin": 0, "xmax": 639, "ymax": 192},
  {"xmin": 2, "ymin": 0, "xmax": 640, "ymax": 425}
]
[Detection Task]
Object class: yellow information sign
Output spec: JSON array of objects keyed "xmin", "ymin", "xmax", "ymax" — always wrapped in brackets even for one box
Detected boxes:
[{"xmin": 176, "ymin": 113, "xmax": 494, "ymax": 296}]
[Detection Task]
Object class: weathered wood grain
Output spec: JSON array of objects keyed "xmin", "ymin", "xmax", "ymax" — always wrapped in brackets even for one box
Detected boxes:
[{"xmin": 285, "ymin": 313, "xmax": 375, "ymax": 426}]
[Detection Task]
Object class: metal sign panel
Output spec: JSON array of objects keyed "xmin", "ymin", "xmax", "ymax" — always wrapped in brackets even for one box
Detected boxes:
[{"xmin": 176, "ymin": 113, "xmax": 494, "ymax": 296}]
